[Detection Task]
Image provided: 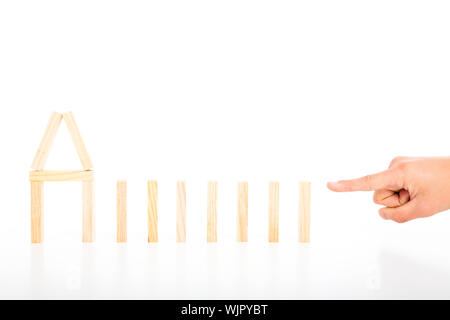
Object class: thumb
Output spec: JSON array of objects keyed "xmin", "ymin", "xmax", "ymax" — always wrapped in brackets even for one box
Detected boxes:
[
  {"xmin": 379, "ymin": 200, "xmax": 420, "ymax": 223},
  {"xmin": 327, "ymin": 169, "xmax": 402, "ymax": 192}
]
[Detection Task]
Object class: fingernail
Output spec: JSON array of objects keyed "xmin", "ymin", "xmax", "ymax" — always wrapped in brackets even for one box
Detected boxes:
[
  {"xmin": 379, "ymin": 209, "xmax": 388, "ymax": 220},
  {"xmin": 327, "ymin": 181, "xmax": 341, "ymax": 189}
]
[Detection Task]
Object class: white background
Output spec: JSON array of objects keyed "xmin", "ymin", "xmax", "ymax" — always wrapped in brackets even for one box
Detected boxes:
[{"xmin": 1, "ymin": 0, "xmax": 450, "ymax": 299}]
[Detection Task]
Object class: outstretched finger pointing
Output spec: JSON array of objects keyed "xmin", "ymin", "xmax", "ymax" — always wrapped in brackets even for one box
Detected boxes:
[{"xmin": 327, "ymin": 169, "xmax": 402, "ymax": 192}]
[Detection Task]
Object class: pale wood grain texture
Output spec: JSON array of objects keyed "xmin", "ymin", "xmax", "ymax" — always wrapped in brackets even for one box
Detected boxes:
[
  {"xmin": 30, "ymin": 182, "xmax": 43, "ymax": 243},
  {"xmin": 63, "ymin": 112, "xmax": 93, "ymax": 170},
  {"xmin": 31, "ymin": 112, "xmax": 63, "ymax": 170},
  {"xmin": 147, "ymin": 181, "xmax": 158, "ymax": 243},
  {"xmin": 176, "ymin": 181, "xmax": 186, "ymax": 243},
  {"xmin": 237, "ymin": 182, "xmax": 248, "ymax": 242},
  {"xmin": 207, "ymin": 181, "xmax": 218, "ymax": 243},
  {"xmin": 29, "ymin": 170, "xmax": 94, "ymax": 182},
  {"xmin": 116, "ymin": 181, "xmax": 127, "ymax": 243},
  {"xmin": 268, "ymin": 181, "xmax": 279, "ymax": 243},
  {"xmin": 82, "ymin": 180, "xmax": 94, "ymax": 242},
  {"xmin": 299, "ymin": 181, "xmax": 311, "ymax": 243}
]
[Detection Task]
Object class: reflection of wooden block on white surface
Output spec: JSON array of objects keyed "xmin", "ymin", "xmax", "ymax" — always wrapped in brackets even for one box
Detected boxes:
[
  {"xmin": 207, "ymin": 181, "xmax": 218, "ymax": 243},
  {"xmin": 31, "ymin": 112, "xmax": 63, "ymax": 170},
  {"xmin": 147, "ymin": 181, "xmax": 158, "ymax": 243},
  {"xmin": 176, "ymin": 181, "xmax": 186, "ymax": 243},
  {"xmin": 63, "ymin": 111, "xmax": 93, "ymax": 170},
  {"xmin": 116, "ymin": 181, "xmax": 127, "ymax": 243},
  {"xmin": 299, "ymin": 181, "xmax": 311, "ymax": 243},
  {"xmin": 237, "ymin": 182, "xmax": 248, "ymax": 242},
  {"xmin": 268, "ymin": 181, "xmax": 279, "ymax": 243},
  {"xmin": 30, "ymin": 182, "xmax": 43, "ymax": 243},
  {"xmin": 82, "ymin": 181, "xmax": 94, "ymax": 243}
]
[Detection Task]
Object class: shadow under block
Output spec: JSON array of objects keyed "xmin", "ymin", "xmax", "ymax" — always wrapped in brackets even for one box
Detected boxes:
[
  {"xmin": 176, "ymin": 181, "xmax": 186, "ymax": 242},
  {"xmin": 237, "ymin": 182, "xmax": 248, "ymax": 242},
  {"xmin": 116, "ymin": 181, "xmax": 127, "ymax": 243},
  {"xmin": 30, "ymin": 182, "xmax": 43, "ymax": 243},
  {"xmin": 82, "ymin": 180, "xmax": 94, "ymax": 243},
  {"xmin": 147, "ymin": 181, "xmax": 158, "ymax": 243},
  {"xmin": 299, "ymin": 181, "xmax": 311, "ymax": 243},
  {"xmin": 63, "ymin": 112, "xmax": 93, "ymax": 170},
  {"xmin": 31, "ymin": 112, "xmax": 63, "ymax": 170},
  {"xmin": 268, "ymin": 182, "xmax": 279, "ymax": 243},
  {"xmin": 207, "ymin": 181, "xmax": 218, "ymax": 243}
]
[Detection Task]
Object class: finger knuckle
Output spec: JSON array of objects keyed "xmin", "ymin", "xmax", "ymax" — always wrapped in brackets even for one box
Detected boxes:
[
  {"xmin": 364, "ymin": 174, "xmax": 372, "ymax": 188},
  {"xmin": 390, "ymin": 156, "xmax": 405, "ymax": 168},
  {"xmin": 394, "ymin": 161, "xmax": 411, "ymax": 174}
]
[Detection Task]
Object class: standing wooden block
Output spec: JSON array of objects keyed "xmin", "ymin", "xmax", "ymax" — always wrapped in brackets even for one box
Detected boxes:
[
  {"xmin": 63, "ymin": 112, "xmax": 93, "ymax": 170},
  {"xmin": 82, "ymin": 181, "xmax": 94, "ymax": 242},
  {"xmin": 176, "ymin": 181, "xmax": 186, "ymax": 243},
  {"xmin": 268, "ymin": 182, "xmax": 279, "ymax": 243},
  {"xmin": 299, "ymin": 181, "xmax": 311, "ymax": 243},
  {"xmin": 237, "ymin": 182, "xmax": 248, "ymax": 242},
  {"xmin": 147, "ymin": 181, "xmax": 158, "ymax": 243},
  {"xmin": 31, "ymin": 182, "xmax": 43, "ymax": 243},
  {"xmin": 207, "ymin": 181, "xmax": 218, "ymax": 243},
  {"xmin": 31, "ymin": 112, "xmax": 63, "ymax": 170},
  {"xmin": 116, "ymin": 181, "xmax": 127, "ymax": 243}
]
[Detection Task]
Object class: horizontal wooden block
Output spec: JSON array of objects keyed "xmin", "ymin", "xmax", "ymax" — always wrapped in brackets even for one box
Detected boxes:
[{"xmin": 29, "ymin": 170, "xmax": 94, "ymax": 182}]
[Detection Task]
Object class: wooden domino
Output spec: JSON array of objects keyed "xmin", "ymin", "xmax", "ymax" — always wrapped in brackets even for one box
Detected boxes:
[
  {"xmin": 30, "ymin": 182, "xmax": 43, "ymax": 243},
  {"xmin": 176, "ymin": 181, "xmax": 186, "ymax": 243},
  {"xmin": 29, "ymin": 170, "xmax": 93, "ymax": 182},
  {"xmin": 268, "ymin": 182, "xmax": 279, "ymax": 243},
  {"xmin": 207, "ymin": 181, "xmax": 218, "ymax": 243},
  {"xmin": 117, "ymin": 181, "xmax": 127, "ymax": 243},
  {"xmin": 63, "ymin": 112, "xmax": 93, "ymax": 170},
  {"xmin": 82, "ymin": 181, "xmax": 94, "ymax": 242},
  {"xmin": 31, "ymin": 112, "xmax": 63, "ymax": 170},
  {"xmin": 147, "ymin": 181, "xmax": 158, "ymax": 243},
  {"xmin": 299, "ymin": 181, "xmax": 311, "ymax": 243},
  {"xmin": 237, "ymin": 182, "xmax": 248, "ymax": 242}
]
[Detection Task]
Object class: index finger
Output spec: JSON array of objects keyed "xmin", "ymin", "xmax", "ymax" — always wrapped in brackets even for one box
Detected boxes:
[{"xmin": 327, "ymin": 169, "xmax": 402, "ymax": 192}]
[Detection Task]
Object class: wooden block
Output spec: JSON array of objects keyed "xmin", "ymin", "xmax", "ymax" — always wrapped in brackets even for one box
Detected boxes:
[
  {"xmin": 299, "ymin": 181, "xmax": 311, "ymax": 243},
  {"xmin": 237, "ymin": 182, "xmax": 248, "ymax": 242},
  {"xmin": 29, "ymin": 170, "xmax": 94, "ymax": 182},
  {"xmin": 63, "ymin": 111, "xmax": 93, "ymax": 170},
  {"xmin": 268, "ymin": 181, "xmax": 279, "ymax": 243},
  {"xmin": 116, "ymin": 181, "xmax": 127, "ymax": 243},
  {"xmin": 82, "ymin": 180, "xmax": 94, "ymax": 242},
  {"xmin": 147, "ymin": 181, "xmax": 158, "ymax": 243},
  {"xmin": 207, "ymin": 181, "xmax": 218, "ymax": 243},
  {"xmin": 31, "ymin": 112, "xmax": 63, "ymax": 170},
  {"xmin": 31, "ymin": 182, "xmax": 43, "ymax": 243},
  {"xmin": 176, "ymin": 181, "xmax": 186, "ymax": 243}
]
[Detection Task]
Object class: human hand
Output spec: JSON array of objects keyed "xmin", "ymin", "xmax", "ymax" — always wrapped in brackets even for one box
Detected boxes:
[{"xmin": 327, "ymin": 157, "xmax": 450, "ymax": 223}]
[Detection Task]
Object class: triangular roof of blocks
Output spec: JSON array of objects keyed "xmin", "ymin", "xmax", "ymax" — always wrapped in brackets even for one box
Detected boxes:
[{"xmin": 31, "ymin": 111, "xmax": 93, "ymax": 170}]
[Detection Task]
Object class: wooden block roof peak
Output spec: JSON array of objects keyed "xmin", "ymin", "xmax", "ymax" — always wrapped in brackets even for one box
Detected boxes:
[{"xmin": 31, "ymin": 111, "xmax": 93, "ymax": 170}]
